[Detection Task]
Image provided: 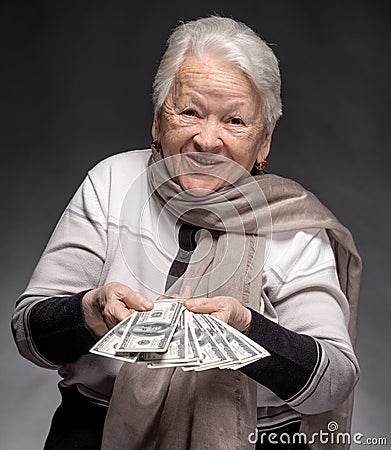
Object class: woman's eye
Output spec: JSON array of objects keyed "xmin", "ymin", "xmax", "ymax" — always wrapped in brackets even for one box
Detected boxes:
[
  {"xmin": 182, "ymin": 109, "xmax": 197, "ymax": 117},
  {"xmin": 229, "ymin": 117, "xmax": 244, "ymax": 125}
]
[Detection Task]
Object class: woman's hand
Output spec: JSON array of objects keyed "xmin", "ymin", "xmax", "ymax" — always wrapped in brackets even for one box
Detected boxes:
[
  {"xmin": 82, "ymin": 282, "xmax": 154, "ymax": 337},
  {"xmin": 184, "ymin": 296, "xmax": 252, "ymax": 333}
]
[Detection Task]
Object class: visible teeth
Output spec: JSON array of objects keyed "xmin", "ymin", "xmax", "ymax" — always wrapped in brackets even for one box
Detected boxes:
[{"xmin": 191, "ymin": 156, "xmax": 217, "ymax": 165}]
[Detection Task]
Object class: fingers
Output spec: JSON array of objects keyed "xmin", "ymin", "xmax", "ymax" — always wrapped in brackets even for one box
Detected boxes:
[
  {"xmin": 83, "ymin": 282, "xmax": 154, "ymax": 334},
  {"xmin": 184, "ymin": 295, "xmax": 250, "ymax": 331},
  {"xmin": 103, "ymin": 299, "xmax": 133, "ymax": 329},
  {"xmin": 184, "ymin": 297, "xmax": 232, "ymax": 324},
  {"xmin": 103, "ymin": 284, "xmax": 153, "ymax": 325},
  {"xmin": 105, "ymin": 283, "xmax": 154, "ymax": 311},
  {"xmin": 184, "ymin": 296, "xmax": 220, "ymax": 314}
]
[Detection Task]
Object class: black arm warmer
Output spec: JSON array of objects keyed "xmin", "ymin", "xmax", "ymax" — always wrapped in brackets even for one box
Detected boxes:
[
  {"xmin": 240, "ymin": 308, "xmax": 320, "ymax": 401},
  {"xmin": 28, "ymin": 291, "xmax": 98, "ymax": 365}
]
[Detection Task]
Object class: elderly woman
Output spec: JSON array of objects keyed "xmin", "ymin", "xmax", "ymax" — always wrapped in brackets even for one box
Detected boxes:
[{"xmin": 12, "ymin": 16, "xmax": 361, "ymax": 450}]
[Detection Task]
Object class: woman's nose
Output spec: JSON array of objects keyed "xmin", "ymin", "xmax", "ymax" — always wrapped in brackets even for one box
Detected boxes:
[{"xmin": 193, "ymin": 119, "xmax": 223, "ymax": 151}]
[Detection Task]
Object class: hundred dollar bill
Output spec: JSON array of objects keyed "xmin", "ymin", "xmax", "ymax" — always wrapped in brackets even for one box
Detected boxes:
[
  {"xmin": 89, "ymin": 315, "xmax": 139, "ymax": 363},
  {"xmin": 183, "ymin": 313, "xmax": 228, "ymax": 371},
  {"xmin": 170, "ymin": 310, "xmax": 202, "ymax": 368},
  {"xmin": 208, "ymin": 317, "xmax": 265, "ymax": 366},
  {"xmin": 197, "ymin": 314, "xmax": 239, "ymax": 367},
  {"xmin": 146, "ymin": 310, "xmax": 202, "ymax": 368},
  {"xmin": 230, "ymin": 325, "xmax": 270, "ymax": 359},
  {"xmin": 185, "ymin": 310, "xmax": 202, "ymax": 364},
  {"xmin": 210, "ymin": 315, "xmax": 270, "ymax": 357},
  {"xmin": 116, "ymin": 300, "xmax": 184, "ymax": 353},
  {"xmin": 144, "ymin": 309, "xmax": 186, "ymax": 366},
  {"xmin": 208, "ymin": 316, "xmax": 270, "ymax": 368}
]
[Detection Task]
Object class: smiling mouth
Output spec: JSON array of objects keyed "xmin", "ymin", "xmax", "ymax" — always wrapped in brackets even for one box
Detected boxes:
[{"xmin": 185, "ymin": 153, "xmax": 223, "ymax": 171}]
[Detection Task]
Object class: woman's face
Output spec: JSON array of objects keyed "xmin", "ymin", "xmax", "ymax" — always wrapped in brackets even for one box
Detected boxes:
[{"xmin": 152, "ymin": 54, "xmax": 274, "ymax": 192}]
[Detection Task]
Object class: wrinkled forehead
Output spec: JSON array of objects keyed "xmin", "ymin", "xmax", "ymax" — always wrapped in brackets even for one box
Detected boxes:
[{"xmin": 168, "ymin": 54, "xmax": 263, "ymax": 111}]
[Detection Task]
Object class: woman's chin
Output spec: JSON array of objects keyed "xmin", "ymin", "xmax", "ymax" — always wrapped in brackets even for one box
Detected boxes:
[{"xmin": 178, "ymin": 174, "xmax": 225, "ymax": 195}]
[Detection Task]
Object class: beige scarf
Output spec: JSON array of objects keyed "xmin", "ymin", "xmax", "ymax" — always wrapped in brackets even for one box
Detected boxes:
[{"xmin": 101, "ymin": 151, "xmax": 361, "ymax": 450}]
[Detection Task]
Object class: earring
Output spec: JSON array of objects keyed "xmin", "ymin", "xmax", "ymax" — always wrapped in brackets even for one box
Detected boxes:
[
  {"xmin": 255, "ymin": 160, "xmax": 267, "ymax": 171},
  {"xmin": 151, "ymin": 140, "xmax": 161, "ymax": 151}
]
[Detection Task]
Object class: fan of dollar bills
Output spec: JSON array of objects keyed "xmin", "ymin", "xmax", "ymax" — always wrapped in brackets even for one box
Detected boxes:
[{"xmin": 90, "ymin": 300, "xmax": 270, "ymax": 370}]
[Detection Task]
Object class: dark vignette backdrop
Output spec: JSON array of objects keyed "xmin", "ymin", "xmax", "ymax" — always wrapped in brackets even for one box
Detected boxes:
[{"xmin": 1, "ymin": 1, "xmax": 390, "ymax": 448}]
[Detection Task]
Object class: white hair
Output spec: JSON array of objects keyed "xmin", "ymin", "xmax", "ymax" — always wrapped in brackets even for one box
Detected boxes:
[{"xmin": 152, "ymin": 16, "xmax": 282, "ymax": 130}]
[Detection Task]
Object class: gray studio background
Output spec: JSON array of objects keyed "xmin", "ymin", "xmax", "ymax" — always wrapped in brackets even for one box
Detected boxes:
[{"xmin": 1, "ymin": 1, "xmax": 390, "ymax": 448}]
